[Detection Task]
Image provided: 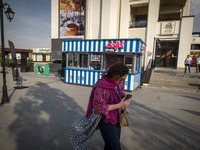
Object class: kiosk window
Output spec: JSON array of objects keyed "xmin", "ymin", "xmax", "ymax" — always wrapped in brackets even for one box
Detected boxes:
[
  {"xmin": 68, "ymin": 53, "xmax": 73, "ymax": 67},
  {"xmin": 125, "ymin": 55, "xmax": 133, "ymax": 72},
  {"xmin": 133, "ymin": 54, "xmax": 139, "ymax": 72},
  {"xmin": 105, "ymin": 54, "xmax": 134, "ymax": 72},
  {"xmin": 79, "ymin": 54, "xmax": 88, "ymax": 68},
  {"xmin": 67, "ymin": 53, "xmax": 79, "ymax": 67},
  {"xmin": 90, "ymin": 53, "xmax": 101, "ymax": 70},
  {"xmin": 105, "ymin": 54, "xmax": 124, "ymax": 69}
]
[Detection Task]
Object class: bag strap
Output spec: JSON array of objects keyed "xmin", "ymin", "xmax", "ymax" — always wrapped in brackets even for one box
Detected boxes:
[{"xmin": 108, "ymin": 96, "xmax": 111, "ymax": 104}]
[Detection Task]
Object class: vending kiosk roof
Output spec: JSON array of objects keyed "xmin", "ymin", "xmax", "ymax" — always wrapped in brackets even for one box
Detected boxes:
[{"xmin": 61, "ymin": 38, "xmax": 146, "ymax": 53}]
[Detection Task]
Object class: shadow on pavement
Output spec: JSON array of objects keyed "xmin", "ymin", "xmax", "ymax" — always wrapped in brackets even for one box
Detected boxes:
[
  {"xmin": 8, "ymin": 81, "xmax": 84, "ymax": 150},
  {"xmin": 179, "ymin": 109, "xmax": 200, "ymax": 117},
  {"xmin": 179, "ymin": 95, "xmax": 200, "ymax": 102},
  {"xmin": 123, "ymin": 101, "xmax": 200, "ymax": 150},
  {"xmin": 8, "ymin": 88, "xmax": 16, "ymax": 101}
]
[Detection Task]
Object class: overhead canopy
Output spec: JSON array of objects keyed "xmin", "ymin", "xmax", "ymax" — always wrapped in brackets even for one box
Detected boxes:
[
  {"xmin": 130, "ymin": 0, "xmax": 187, "ymax": 7},
  {"xmin": 0, "ymin": 48, "xmax": 33, "ymax": 53}
]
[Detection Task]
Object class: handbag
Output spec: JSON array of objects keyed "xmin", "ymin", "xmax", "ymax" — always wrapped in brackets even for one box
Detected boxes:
[
  {"xmin": 70, "ymin": 109, "xmax": 102, "ymax": 150},
  {"xmin": 119, "ymin": 107, "xmax": 130, "ymax": 127}
]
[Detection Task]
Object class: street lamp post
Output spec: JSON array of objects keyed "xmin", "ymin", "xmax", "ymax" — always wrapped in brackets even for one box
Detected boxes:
[{"xmin": 0, "ymin": 0, "xmax": 15, "ymax": 105}]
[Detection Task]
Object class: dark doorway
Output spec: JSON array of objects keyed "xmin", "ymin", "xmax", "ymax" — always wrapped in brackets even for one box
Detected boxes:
[{"xmin": 155, "ymin": 41, "xmax": 179, "ymax": 68}]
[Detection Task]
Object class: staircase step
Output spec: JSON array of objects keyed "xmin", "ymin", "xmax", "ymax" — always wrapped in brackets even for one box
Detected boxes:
[
  {"xmin": 149, "ymin": 83, "xmax": 199, "ymax": 92},
  {"xmin": 150, "ymin": 81, "xmax": 200, "ymax": 86},
  {"xmin": 151, "ymin": 74, "xmax": 200, "ymax": 82},
  {"xmin": 149, "ymin": 70, "xmax": 200, "ymax": 92}
]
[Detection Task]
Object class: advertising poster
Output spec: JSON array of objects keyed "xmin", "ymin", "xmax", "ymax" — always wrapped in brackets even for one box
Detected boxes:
[
  {"xmin": 60, "ymin": 0, "xmax": 85, "ymax": 39},
  {"xmin": 35, "ymin": 64, "xmax": 49, "ymax": 75}
]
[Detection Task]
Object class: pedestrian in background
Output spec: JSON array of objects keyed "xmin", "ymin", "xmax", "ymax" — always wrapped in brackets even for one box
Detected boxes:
[
  {"xmin": 184, "ymin": 55, "xmax": 192, "ymax": 73},
  {"xmin": 196, "ymin": 55, "xmax": 200, "ymax": 73}
]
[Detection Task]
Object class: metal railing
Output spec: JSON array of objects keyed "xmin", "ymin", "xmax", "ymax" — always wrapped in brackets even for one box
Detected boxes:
[
  {"xmin": 141, "ymin": 59, "xmax": 155, "ymax": 84},
  {"xmin": 129, "ymin": 21, "xmax": 147, "ymax": 28}
]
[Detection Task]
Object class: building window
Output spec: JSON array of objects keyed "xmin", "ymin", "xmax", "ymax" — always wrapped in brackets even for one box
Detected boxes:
[
  {"xmin": 192, "ymin": 33, "xmax": 200, "ymax": 37},
  {"xmin": 159, "ymin": 13, "xmax": 180, "ymax": 21},
  {"xmin": 191, "ymin": 44, "xmax": 200, "ymax": 50},
  {"xmin": 130, "ymin": 15, "xmax": 147, "ymax": 28},
  {"xmin": 159, "ymin": 2, "xmax": 181, "ymax": 21},
  {"xmin": 130, "ymin": 5, "xmax": 148, "ymax": 28}
]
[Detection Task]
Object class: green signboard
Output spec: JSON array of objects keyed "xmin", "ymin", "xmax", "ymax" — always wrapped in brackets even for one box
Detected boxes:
[{"xmin": 35, "ymin": 64, "xmax": 49, "ymax": 75}]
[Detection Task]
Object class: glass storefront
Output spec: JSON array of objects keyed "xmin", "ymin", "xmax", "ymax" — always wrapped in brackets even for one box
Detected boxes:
[{"xmin": 65, "ymin": 52, "xmax": 140, "ymax": 73}]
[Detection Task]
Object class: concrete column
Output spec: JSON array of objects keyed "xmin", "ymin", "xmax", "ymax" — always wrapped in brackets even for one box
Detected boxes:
[
  {"xmin": 101, "ymin": 0, "xmax": 120, "ymax": 39},
  {"xmin": 86, "ymin": 0, "xmax": 101, "ymax": 39},
  {"xmin": 108, "ymin": 0, "xmax": 120, "ymax": 38},
  {"xmin": 182, "ymin": 0, "xmax": 191, "ymax": 16},
  {"xmin": 177, "ymin": 16, "xmax": 194, "ymax": 68},
  {"xmin": 145, "ymin": 0, "xmax": 160, "ymax": 68},
  {"xmin": 51, "ymin": 0, "xmax": 59, "ymax": 39},
  {"xmin": 101, "ymin": 0, "xmax": 110, "ymax": 38},
  {"xmin": 119, "ymin": 0, "xmax": 129, "ymax": 38}
]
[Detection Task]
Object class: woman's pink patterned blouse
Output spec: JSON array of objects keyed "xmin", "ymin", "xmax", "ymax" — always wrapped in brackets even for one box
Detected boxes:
[{"xmin": 92, "ymin": 85, "xmax": 125, "ymax": 124}]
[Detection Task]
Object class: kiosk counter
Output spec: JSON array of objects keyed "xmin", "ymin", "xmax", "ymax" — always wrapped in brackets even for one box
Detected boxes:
[{"xmin": 61, "ymin": 38, "xmax": 145, "ymax": 91}]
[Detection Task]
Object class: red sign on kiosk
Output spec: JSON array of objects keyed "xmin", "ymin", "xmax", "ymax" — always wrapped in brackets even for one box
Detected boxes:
[{"xmin": 105, "ymin": 41, "xmax": 124, "ymax": 51}]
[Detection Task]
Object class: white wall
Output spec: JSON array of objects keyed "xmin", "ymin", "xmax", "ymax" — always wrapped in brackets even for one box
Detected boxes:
[
  {"xmin": 128, "ymin": 28, "xmax": 147, "ymax": 42},
  {"xmin": 156, "ymin": 20, "xmax": 181, "ymax": 36}
]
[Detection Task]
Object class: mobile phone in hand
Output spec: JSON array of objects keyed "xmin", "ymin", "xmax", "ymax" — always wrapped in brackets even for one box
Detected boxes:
[{"xmin": 124, "ymin": 94, "xmax": 132, "ymax": 101}]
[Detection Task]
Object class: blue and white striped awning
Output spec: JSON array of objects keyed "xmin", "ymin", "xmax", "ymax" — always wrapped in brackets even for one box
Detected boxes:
[{"xmin": 61, "ymin": 38, "xmax": 145, "ymax": 53}]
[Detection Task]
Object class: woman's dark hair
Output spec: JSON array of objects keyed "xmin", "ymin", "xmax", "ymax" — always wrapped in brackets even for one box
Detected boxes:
[{"xmin": 105, "ymin": 63, "xmax": 129, "ymax": 79}]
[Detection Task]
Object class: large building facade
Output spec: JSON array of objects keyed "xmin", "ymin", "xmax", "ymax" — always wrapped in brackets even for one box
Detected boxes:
[{"xmin": 51, "ymin": 0, "xmax": 194, "ymax": 69}]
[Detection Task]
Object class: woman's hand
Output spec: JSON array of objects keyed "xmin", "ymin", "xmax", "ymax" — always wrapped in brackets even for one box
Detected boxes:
[
  {"xmin": 118, "ymin": 96, "xmax": 131, "ymax": 108},
  {"xmin": 107, "ymin": 95, "xmax": 131, "ymax": 111}
]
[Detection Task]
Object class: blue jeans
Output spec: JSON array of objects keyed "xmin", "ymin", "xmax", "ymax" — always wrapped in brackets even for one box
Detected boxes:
[
  {"xmin": 185, "ymin": 64, "xmax": 190, "ymax": 73},
  {"xmin": 98, "ymin": 117, "xmax": 121, "ymax": 150}
]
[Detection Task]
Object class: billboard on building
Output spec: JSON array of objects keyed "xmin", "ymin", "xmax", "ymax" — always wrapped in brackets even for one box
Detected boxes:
[{"xmin": 60, "ymin": 0, "xmax": 85, "ymax": 39}]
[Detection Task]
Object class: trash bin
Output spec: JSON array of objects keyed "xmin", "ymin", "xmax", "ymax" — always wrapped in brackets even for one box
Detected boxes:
[{"xmin": 35, "ymin": 64, "xmax": 49, "ymax": 75}]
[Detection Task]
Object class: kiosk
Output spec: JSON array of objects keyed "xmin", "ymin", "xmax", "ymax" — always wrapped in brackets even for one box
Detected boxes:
[{"xmin": 62, "ymin": 38, "xmax": 145, "ymax": 91}]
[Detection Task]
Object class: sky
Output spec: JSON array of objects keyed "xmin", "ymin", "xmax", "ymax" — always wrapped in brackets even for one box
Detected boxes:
[
  {"xmin": 3, "ymin": 0, "xmax": 51, "ymax": 49},
  {"xmin": 1, "ymin": 0, "xmax": 200, "ymax": 50},
  {"xmin": 190, "ymin": 0, "xmax": 200, "ymax": 32}
]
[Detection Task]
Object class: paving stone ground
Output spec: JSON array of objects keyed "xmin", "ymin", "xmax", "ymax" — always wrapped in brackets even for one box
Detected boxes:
[{"xmin": 0, "ymin": 68, "xmax": 200, "ymax": 150}]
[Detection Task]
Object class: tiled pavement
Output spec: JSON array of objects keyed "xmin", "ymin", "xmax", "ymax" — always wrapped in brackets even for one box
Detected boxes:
[{"xmin": 0, "ymin": 68, "xmax": 200, "ymax": 150}]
